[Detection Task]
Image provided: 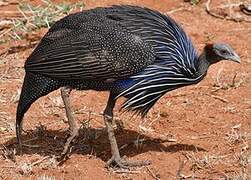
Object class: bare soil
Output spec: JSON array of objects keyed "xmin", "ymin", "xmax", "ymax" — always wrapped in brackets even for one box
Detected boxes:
[{"xmin": 0, "ymin": 0, "xmax": 250, "ymax": 179}]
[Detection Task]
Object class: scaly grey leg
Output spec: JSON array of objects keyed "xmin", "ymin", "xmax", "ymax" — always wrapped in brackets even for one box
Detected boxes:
[
  {"xmin": 104, "ymin": 93, "xmax": 151, "ymax": 168},
  {"xmin": 60, "ymin": 87, "xmax": 79, "ymax": 156}
]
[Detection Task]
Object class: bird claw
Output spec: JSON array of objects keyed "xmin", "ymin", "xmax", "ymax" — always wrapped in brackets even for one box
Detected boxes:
[
  {"xmin": 57, "ymin": 132, "xmax": 78, "ymax": 164},
  {"xmin": 60, "ymin": 128, "xmax": 79, "ymax": 157},
  {"xmin": 106, "ymin": 155, "xmax": 151, "ymax": 169}
]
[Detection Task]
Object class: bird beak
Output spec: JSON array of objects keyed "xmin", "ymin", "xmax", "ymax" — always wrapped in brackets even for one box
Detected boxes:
[{"xmin": 229, "ymin": 52, "xmax": 241, "ymax": 63}]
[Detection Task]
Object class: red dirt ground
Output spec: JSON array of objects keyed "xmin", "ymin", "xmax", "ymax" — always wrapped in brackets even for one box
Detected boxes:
[{"xmin": 0, "ymin": 0, "xmax": 250, "ymax": 179}]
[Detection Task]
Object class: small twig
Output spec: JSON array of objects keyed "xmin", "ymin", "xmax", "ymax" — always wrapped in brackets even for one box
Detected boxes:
[
  {"xmin": 146, "ymin": 167, "xmax": 160, "ymax": 180},
  {"xmin": 165, "ymin": 7, "xmax": 185, "ymax": 15},
  {"xmin": 205, "ymin": 0, "xmax": 251, "ymax": 23},
  {"xmin": 176, "ymin": 159, "xmax": 196, "ymax": 179},
  {"xmin": 218, "ymin": 3, "xmax": 242, "ymax": 9},
  {"xmin": 23, "ymin": 137, "xmax": 39, "ymax": 143},
  {"xmin": 210, "ymin": 94, "xmax": 228, "ymax": 103},
  {"xmin": 113, "ymin": 169, "xmax": 141, "ymax": 174},
  {"xmin": 22, "ymin": 144, "xmax": 41, "ymax": 148},
  {"xmin": 18, "ymin": 7, "xmax": 29, "ymax": 20},
  {"xmin": 119, "ymin": 144, "xmax": 128, "ymax": 150},
  {"xmin": 0, "ymin": 166, "xmax": 16, "ymax": 168},
  {"xmin": 31, "ymin": 156, "xmax": 50, "ymax": 166},
  {"xmin": 206, "ymin": 0, "xmax": 226, "ymax": 20},
  {"xmin": 177, "ymin": 159, "xmax": 185, "ymax": 179},
  {"xmin": 231, "ymin": 73, "xmax": 237, "ymax": 87},
  {"xmin": 0, "ymin": 28, "xmax": 13, "ymax": 39}
]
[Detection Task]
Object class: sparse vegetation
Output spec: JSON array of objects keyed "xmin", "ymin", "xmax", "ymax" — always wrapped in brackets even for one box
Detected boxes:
[
  {"xmin": 226, "ymin": 124, "xmax": 249, "ymax": 145},
  {"xmin": 213, "ymin": 69, "xmax": 245, "ymax": 91},
  {"xmin": 184, "ymin": 0, "xmax": 201, "ymax": 5},
  {"xmin": 0, "ymin": 0, "xmax": 250, "ymax": 179},
  {"xmin": 19, "ymin": 162, "xmax": 32, "ymax": 176},
  {"xmin": 38, "ymin": 175, "xmax": 56, "ymax": 180},
  {"xmin": 184, "ymin": 152, "xmax": 224, "ymax": 170},
  {"xmin": 2, "ymin": 0, "xmax": 84, "ymax": 40}
]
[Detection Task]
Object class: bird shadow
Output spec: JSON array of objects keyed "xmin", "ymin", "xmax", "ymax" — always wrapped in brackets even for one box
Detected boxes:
[{"xmin": 1, "ymin": 126, "xmax": 206, "ymax": 163}]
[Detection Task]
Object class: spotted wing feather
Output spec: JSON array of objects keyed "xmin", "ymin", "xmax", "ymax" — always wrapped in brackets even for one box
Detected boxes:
[
  {"xmin": 25, "ymin": 13, "xmax": 156, "ymax": 80},
  {"xmin": 101, "ymin": 6, "xmax": 201, "ymax": 116}
]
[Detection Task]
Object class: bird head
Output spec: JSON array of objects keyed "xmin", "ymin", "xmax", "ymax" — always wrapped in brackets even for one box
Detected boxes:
[{"xmin": 205, "ymin": 43, "xmax": 240, "ymax": 64}]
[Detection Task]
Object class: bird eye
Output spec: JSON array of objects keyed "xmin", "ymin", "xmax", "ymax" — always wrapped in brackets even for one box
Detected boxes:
[{"xmin": 221, "ymin": 50, "xmax": 227, "ymax": 54}]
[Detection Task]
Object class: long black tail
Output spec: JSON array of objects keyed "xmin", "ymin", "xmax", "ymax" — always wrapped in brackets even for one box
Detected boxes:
[{"xmin": 16, "ymin": 72, "xmax": 61, "ymax": 151}]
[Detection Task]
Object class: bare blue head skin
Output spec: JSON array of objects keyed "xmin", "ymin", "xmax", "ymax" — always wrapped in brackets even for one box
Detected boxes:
[
  {"xmin": 198, "ymin": 43, "xmax": 240, "ymax": 76},
  {"xmin": 212, "ymin": 43, "xmax": 240, "ymax": 63},
  {"xmin": 206, "ymin": 43, "xmax": 240, "ymax": 64}
]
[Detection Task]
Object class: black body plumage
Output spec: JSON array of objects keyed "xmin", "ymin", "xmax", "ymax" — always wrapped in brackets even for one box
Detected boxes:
[
  {"xmin": 16, "ymin": 5, "xmax": 241, "ymax": 161},
  {"xmin": 19, "ymin": 5, "xmax": 203, "ymax": 119},
  {"xmin": 16, "ymin": 6, "xmax": 242, "ymax": 153}
]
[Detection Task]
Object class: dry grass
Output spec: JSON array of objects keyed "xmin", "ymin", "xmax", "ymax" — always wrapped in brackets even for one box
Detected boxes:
[
  {"xmin": 1, "ymin": 145, "xmax": 16, "ymax": 162},
  {"xmin": 179, "ymin": 124, "xmax": 250, "ymax": 179},
  {"xmin": 226, "ymin": 124, "xmax": 249, "ymax": 145},
  {"xmin": 19, "ymin": 162, "xmax": 33, "ymax": 176},
  {"xmin": 213, "ymin": 69, "xmax": 245, "ymax": 91},
  {"xmin": 0, "ymin": 0, "xmax": 84, "ymax": 41},
  {"xmin": 183, "ymin": 151, "xmax": 250, "ymax": 179},
  {"xmin": 0, "ymin": 0, "xmax": 249, "ymax": 179},
  {"xmin": 38, "ymin": 175, "xmax": 56, "ymax": 180},
  {"xmin": 184, "ymin": 152, "xmax": 225, "ymax": 170},
  {"xmin": 184, "ymin": 0, "xmax": 201, "ymax": 5}
]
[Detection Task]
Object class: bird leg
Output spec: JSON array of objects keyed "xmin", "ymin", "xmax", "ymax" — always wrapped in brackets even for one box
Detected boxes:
[
  {"xmin": 60, "ymin": 87, "xmax": 79, "ymax": 156},
  {"xmin": 104, "ymin": 93, "xmax": 151, "ymax": 169}
]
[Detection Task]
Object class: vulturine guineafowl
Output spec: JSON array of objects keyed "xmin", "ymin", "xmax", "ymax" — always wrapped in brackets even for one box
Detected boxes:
[{"xmin": 16, "ymin": 5, "xmax": 240, "ymax": 168}]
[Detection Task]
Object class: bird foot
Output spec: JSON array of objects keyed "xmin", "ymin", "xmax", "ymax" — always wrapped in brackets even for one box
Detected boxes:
[
  {"xmin": 61, "ymin": 128, "xmax": 79, "ymax": 157},
  {"xmin": 107, "ymin": 156, "xmax": 151, "ymax": 169}
]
